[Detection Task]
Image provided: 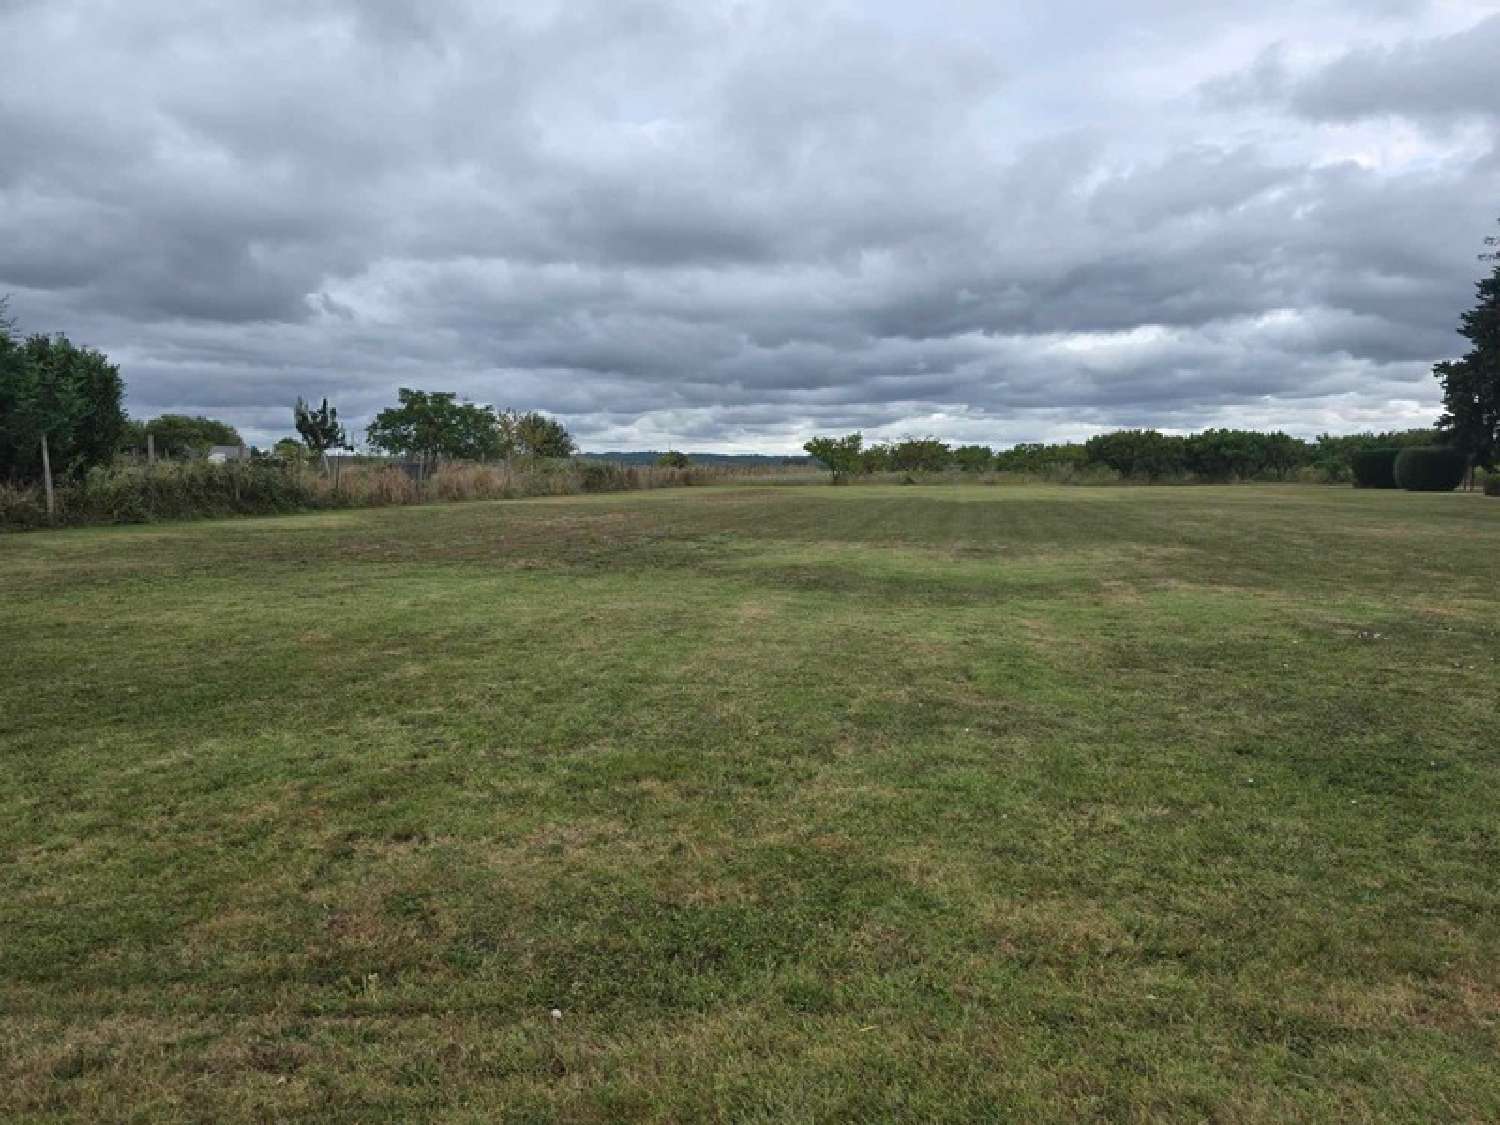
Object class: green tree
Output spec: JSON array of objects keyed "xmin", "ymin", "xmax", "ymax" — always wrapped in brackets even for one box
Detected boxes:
[
  {"xmin": 140, "ymin": 414, "xmax": 243, "ymax": 459},
  {"xmin": 366, "ymin": 388, "xmax": 507, "ymax": 468},
  {"xmin": 0, "ymin": 299, "xmax": 31, "ymax": 479},
  {"xmin": 1260, "ymin": 432, "xmax": 1310, "ymax": 481},
  {"xmin": 1, "ymin": 321, "xmax": 125, "ymax": 498},
  {"xmin": 272, "ymin": 437, "xmax": 308, "ymax": 464},
  {"xmin": 1184, "ymin": 429, "xmax": 1264, "ymax": 481},
  {"xmin": 22, "ymin": 335, "xmax": 127, "ymax": 475},
  {"xmin": 119, "ymin": 418, "xmax": 147, "ymax": 456},
  {"xmin": 1435, "ymin": 359, "xmax": 1494, "ymax": 473},
  {"xmin": 890, "ymin": 438, "xmax": 952, "ymax": 473},
  {"xmin": 993, "ymin": 442, "xmax": 1089, "ymax": 473},
  {"xmin": 1433, "ymin": 222, "xmax": 1500, "ymax": 472},
  {"xmin": 860, "ymin": 442, "xmax": 894, "ymax": 473},
  {"xmin": 657, "ymin": 450, "xmax": 690, "ymax": 468},
  {"xmin": 952, "ymin": 444, "xmax": 994, "ymax": 472},
  {"xmin": 293, "ymin": 396, "xmax": 348, "ymax": 470},
  {"xmin": 503, "ymin": 410, "xmax": 577, "ymax": 459},
  {"xmin": 803, "ymin": 432, "xmax": 864, "ymax": 484},
  {"xmin": 1084, "ymin": 429, "xmax": 1188, "ymax": 481}
]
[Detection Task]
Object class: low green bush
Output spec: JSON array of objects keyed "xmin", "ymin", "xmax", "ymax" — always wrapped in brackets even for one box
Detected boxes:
[
  {"xmin": 1349, "ymin": 448, "xmax": 1400, "ymax": 489},
  {"xmin": 1393, "ymin": 447, "xmax": 1467, "ymax": 492},
  {"xmin": 1483, "ymin": 475, "xmax": 1500, "ymax": 497}
]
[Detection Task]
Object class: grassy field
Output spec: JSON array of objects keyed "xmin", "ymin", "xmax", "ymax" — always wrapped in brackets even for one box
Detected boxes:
[{"xmin": 3, "ymin": 483, "xmax": 1498, "ymax": 1122}]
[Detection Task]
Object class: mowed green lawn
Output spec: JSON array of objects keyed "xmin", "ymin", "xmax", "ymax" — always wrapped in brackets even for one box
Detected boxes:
[{"xmin": 3, "ymin": 483, "xmax": 1498, "ymax": 1122}]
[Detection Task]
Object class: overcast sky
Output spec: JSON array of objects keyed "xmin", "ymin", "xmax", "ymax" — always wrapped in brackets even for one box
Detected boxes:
[{"xmin": 2, "ymin": 0, "xmax": 1497, "ymax": 452}]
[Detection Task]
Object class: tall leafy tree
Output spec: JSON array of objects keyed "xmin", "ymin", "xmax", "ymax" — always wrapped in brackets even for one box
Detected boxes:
[
  {"xmin": 0, "ymin": 298, "xmax": 28, "ymax": 478},
  {"xmin": 952, "ymin": 444, "xmax": 995, "ymax": 472},
  {"xmin": 500, "ymin": 409, "xmax": 577, "ymax": 459},
  {"xmin": 1434, "ymin": 222, "xmax": 1500, "ymax": 471},
  {"xmin": 1, "ymin": 322, "xmax": 125, "ymax": 493},
  {"xmin": 860, "ymin": 442, "xmax": 894, "ymax": 472},
  {"xmin": 1084, "ymin": 429, "xmax": 1188, "ymax": 481},
  {"xmin": 293, "ymin": 396, "xmax": 348, "ymax": 470},
  {"xmin": 366, "ymin": 388, "xmax": 506, "ymax": 468},
  {"xmin": 890, "ymin": 438, "xmax": 953, "ymax": 472},
  {"xmin": 803, "ymin": 433, "xmax": 864, "ymax": 483},
  {"xmin": 1260, "ymin": 431, "xmax": 1310, "ymax": 481}
]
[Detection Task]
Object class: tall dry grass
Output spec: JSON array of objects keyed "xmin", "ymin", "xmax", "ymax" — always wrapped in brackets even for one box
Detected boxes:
[{"xmin": 0, "ymin": 458, "xmax": 820, "ymax": 530}]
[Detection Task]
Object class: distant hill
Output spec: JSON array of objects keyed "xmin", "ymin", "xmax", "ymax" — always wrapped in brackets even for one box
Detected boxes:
[{"xmin": 577, "ymin": 451, "xmax": 813, "ymax": 466}]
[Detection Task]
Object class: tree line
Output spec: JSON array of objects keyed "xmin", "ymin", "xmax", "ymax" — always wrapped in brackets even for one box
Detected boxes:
[
  {"xmin": 7, "ymin": 215, "xmax": 1499, "ymax": 500},
  {"xmin": 2, "ymin": 299, "xmax": 580, "ymax": 504},
  {"xmin": 803, "ymin": 427, "xmax": 1445, "ymax": 484},
  {"xmin": 807, "ymin": 220, "xmax": 1500, "ymax": 487}
]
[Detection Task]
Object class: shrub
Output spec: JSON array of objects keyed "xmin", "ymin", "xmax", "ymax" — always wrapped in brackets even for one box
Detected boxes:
[
  {"xmin": 1349, "ymin": 448, "xmax": 1400, "ymax": 489},
  {"xmin": 1393, "ymin": 446, "xmax": 1467, "ymax": 492},
  {"xmin": 1485, "ymin": 475, "xmax": 1500, "ymax": 496},
  {"xmin": 0, "ymin": 481, "xmax": 50, "ymax": 529}
]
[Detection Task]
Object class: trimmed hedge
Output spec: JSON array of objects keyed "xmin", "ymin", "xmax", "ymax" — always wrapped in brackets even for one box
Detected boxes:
[
  {"xmin": 1393, "ymin": 446, "xmax": 1467, "ymax": 492},
  {"xmin": 1349, "ymin": 448, "xmax": 1400, "ymax": 489},
  {"xmin": 1483, "ymin": 475, "xmax": 1499, "ymax": 497}
]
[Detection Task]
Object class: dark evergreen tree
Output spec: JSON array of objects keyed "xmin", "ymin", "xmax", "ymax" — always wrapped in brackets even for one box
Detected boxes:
[{"xmin": 1434, "ymin": 222, "xmax": 1500, "ymax": 471}]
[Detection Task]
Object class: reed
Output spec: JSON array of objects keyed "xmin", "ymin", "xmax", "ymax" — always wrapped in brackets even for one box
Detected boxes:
[{"xmin": 0, "ymin": 458, "xmax": 819, "ymax": 529}]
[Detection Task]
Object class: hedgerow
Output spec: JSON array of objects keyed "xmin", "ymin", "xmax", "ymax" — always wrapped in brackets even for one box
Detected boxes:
[
  {"xmin": 0, "ymin": 459, "xmax": 773, "ymax": 531},
  {"xmin": 1393, "ymin": 447, "xmax": 1468, "ymax": 492},
  {"xmin": 1350, "ymin": 449, "xmax": 1400, "ymax": 489}
]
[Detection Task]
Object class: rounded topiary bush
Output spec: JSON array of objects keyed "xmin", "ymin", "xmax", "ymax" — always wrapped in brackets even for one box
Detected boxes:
[
  {"xmin": 1349, "ymin": 448, "xmax": 1400, "ymax": 489},
  {"xmin": 1393, "ymin": 446, "xmax": 1467, "ymax": 492}
]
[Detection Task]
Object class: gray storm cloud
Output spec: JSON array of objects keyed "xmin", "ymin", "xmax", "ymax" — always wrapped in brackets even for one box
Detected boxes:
[{"xmin": 1, "ymin": 0, "xmax": 1496, "ymax": 451}]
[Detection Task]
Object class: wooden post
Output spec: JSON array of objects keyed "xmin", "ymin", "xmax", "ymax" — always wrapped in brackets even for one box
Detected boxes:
[
  {"xmin": 40, "ymin": 431, "xmax": 55, "ymax": 520},
  {"xmin": 147, "ymin": 431, "xmax": 156, "ymax": 464}
]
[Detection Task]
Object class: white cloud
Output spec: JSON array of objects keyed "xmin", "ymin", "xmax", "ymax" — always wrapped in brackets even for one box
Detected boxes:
[{"xmin": 0, "ymin": 0, "xmax": 1494, "ymax": 451}]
